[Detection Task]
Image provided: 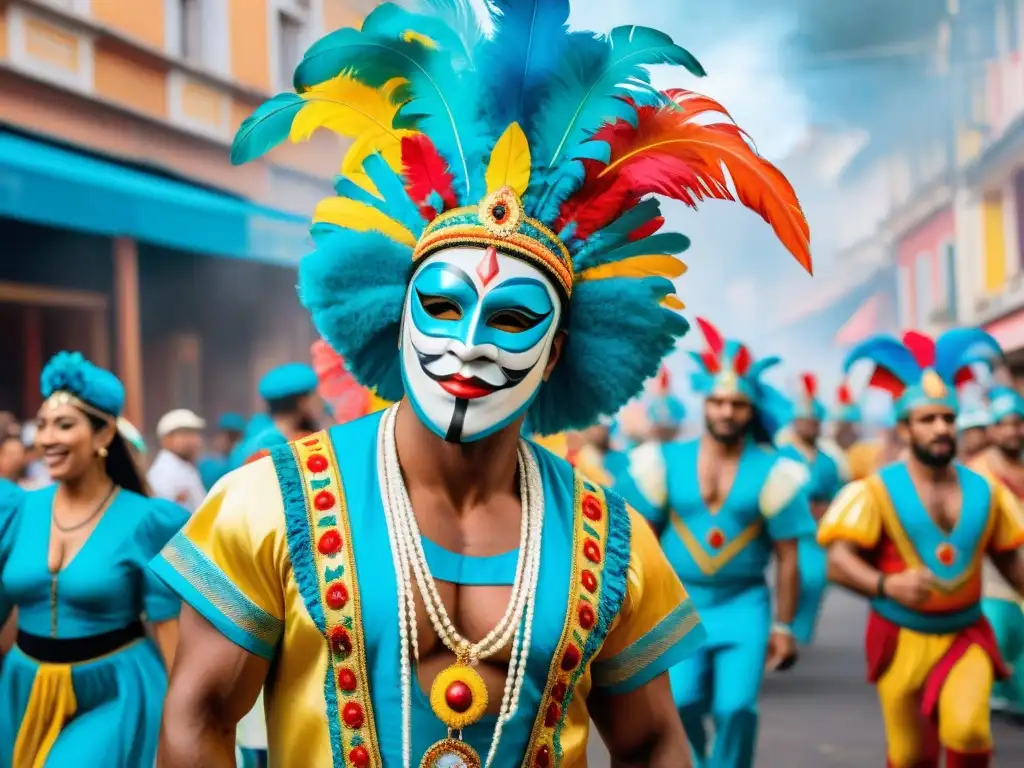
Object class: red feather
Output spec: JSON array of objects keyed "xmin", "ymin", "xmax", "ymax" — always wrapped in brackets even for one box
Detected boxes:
[
  {"xmin": 837, "ymin": 383, "xmax": 853, "ymax": 406},
  {"xmin": 628, "ymin": 215, "xmax": 665, "ymax": 241},
  {"xmin": 800, "ymin": 372, "xmax": 818, "ymax": 399},
  {"xmin": 732, "ymin": 345, "xmax": 752, "ymax": 377},
  {"xmin": 701, "ymin": 351, "xmax": 721, "ymax": 375},
  {"xmin": 868, "ymin": 367, "xmax": 906, "ymax": 398},
  {"xmin": 555, "ymin": 90, "xmax": 812, "ymax": 273},
  {"xmin": 902, "ymin": 331, "xmax": 936, "ymax": 368},
  {"xmin": 954, "ymin": 367, "xmax": 975, "ymax": 388},
  {"xmin": 696, "ymin": 317, "xmax": 725, "ymax": 358},
  {"xmin": 401, "ymin": 135, "xmax": 457, "ymax": 219}
]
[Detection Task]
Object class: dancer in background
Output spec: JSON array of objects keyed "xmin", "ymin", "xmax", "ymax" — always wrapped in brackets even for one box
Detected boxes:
[
  {"xmin": 777, "ymin": 373, "xmax": 846, "ymax": 647},
  {"xmin": 820, "ymin": 329, "xmax": 1024, "ymax": 768},
  {"xmin": 957, "ymin": 406, "xmax": 993, "ymax": 464},
  {"xmin": 198, "ymin": 413, "xmax": 245, "ymax": 490},
  {"xmin": 618, "ymin": 318, "xmax": 812, "ymax": 768},
  {"xmin": 0, "ymin": 352, "xmax": 186, "ymax": 767},
  {"xmin": 233, "ymin": 363, "xmax": 322, "ymax": 466},
  {"xmin": 970, "ymin": 386, "xmax": 1024, "ymax": 718},
  {"xmin": 150, "ymin": 0, "xmax": 813, "ymax": 763}
]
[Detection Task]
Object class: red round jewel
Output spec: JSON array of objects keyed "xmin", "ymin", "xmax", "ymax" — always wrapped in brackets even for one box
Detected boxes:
[
  {"xmin": 545, "ymin": 701, "xmax": 561, "ymax": 727},
  {"xmin": 349, "ymin": 746, "xmax": 370, "ymax": 766},
  {"xmin": 581, "ymin": 569, "xmax": 597, "ymax": 593},
  {"xmin": 326, "ymin": 582, "xmax": 349, "ymax": 610},
  {"xmin": 535, "ymin": 745, "xmax": 552, "ymax": 767},
  {"xmin": 343, "ymin": 701, "xmax": 364, "ymax": 728},
  {"xmin": 306, "ymin": 454, "xmax": 328, "ymax": 473},
  {"xmin": 330, "ymin": 626, "xmax": 352, "ymax": 655},
  {"xmin": 444, "ymin": 681, "xmax": 474, "ymax": 713},
  {"xmin": 578, "ymin": 603, "xmax": 596, "ymax": 630},
  {"xmin": 707, "ymin": 528, "xmax": 725, "ymax": 550},
  {"xmin": 314, "ymin": 490, "xmax": 336, "ymax": 511},
  {"xmin": 337, "ymin": 667, "xmax": 357, "ymax": 692},
  {"xmin": 551, "ymin": 681, "xmax": 567, "ymax": 702},
  {"xmin": 937, "ymin": 543, "xmax": 956, "ymax": 566},
  {"xmin": 582, "ymin": 495, "xmax": 603, "ymax": 521},
  {"xmin": 318, "ymin": 530, "xmax": 342, "ymax": 555},
  {"xmin": 583, "ymin": 539, "xmax": 601, "ymax": 563},
  {"xmin": 561, "ymin": 644, "xmax": 581, "ymax": 671}
]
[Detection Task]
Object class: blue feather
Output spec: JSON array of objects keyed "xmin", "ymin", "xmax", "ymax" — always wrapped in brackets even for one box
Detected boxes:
[
  {"xmin": 934, "ymin": 327, "xmax": 1002, "ymax": 384},
  {"xmin": 843, "ymin": 335, "xmax": 922, "ymax": 386},
  {"xmin": 575, "ymin": 232, "xmax": 690, "ymax": 271},
  {"xmin": 478, "ymin": 0, "xmax": 571, "ymax": 127},
  {"xmin": 416, "ymin": 0, "xmax": 484, "ymax": 65},
  {"xmin": 230, "ymin": 93, "xmax": 304, "ymax": 165},
  {"xmin": 360, "ymin": 154, "xmax": 427, "ymax": 237},
  {"xmin": 531, "ymin": 25, "xmax": 705, "ymax": 172},
  {"xmin": 570, "ymin": 199, "xmax": 663, "ymax": 259},
  {"xmin": 310, "ymin": 222, "xmax": 344, "ymax": 246},
  {"xmin": 746, "ymin": 355, "xmax": 781, "ymax": 381},
  {"xmin": 360, "ymin": 3, "xmax": 472, "ymax": 65},
  {"xmin": 524, "ymin": 162, "xmax": 585, "ymax": 222},
  {"xmin": 333, "ymin": 176, "xmax": 385, "ymax": 207}
]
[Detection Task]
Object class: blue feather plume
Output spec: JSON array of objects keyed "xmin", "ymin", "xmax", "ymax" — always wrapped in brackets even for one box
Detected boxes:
[
  {"xmin": 359, "ymin": 154, "xmax": 427, "ymax": 237},
  {"xmin": 230, "ymin": 93, "xmax": 304, "ymax": 165},
  {"xmin": 416, "ymin": 0, "xmax": 484, "ymax": 65},
  {"xmin": 843, "ymin": 335, "xmax": 922, "ymax": 386},
  {"xmin": 934, "ymin": 327, "xmax": 1002, "ymax": 384}
]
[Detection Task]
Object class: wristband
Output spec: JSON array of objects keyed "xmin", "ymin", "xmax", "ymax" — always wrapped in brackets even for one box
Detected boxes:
[
  {"xmin": 771, "ymin": 621, "xmax": 794, "ymax": 637},
  {"xmin": 876, "ymin": 574, "xmax": 887, "ymax": 598}
]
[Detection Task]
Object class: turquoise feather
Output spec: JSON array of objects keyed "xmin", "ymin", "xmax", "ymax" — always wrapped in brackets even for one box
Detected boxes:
[
  {"xmin": 360, "ymin": 3, "xmax": 472, "ymax": 65},
  {"xmin": 843, "ymin": 336, "xmax": 921, "ymax": 385},
  {"xmin": 333, "ymin": 176, "xmax": 386, "ymax": 208},
  {"xmin": 531, "ymin": 25, "xmax": 705, "ymax": 171},
  {"xmin": 571, "ymin": 199, "xmax": 663, "ymax": 259},
  {"xmin": 230, "ymin": 93, "xmax": 304, "ymax": 165},
  {"xmin": 419, "ymin": 0, "xmax": 484, "ymax": 66},
  {"xmin": 360, "ymin": 154, "xmax": 427, "ymax": 237},
  {"xmin": 935, "ymin": 327, "xmax": 1002, "ymax": 383},
  {"xmin": 575, "ymin": 232, "xmax": 690, "ymax": 271}
]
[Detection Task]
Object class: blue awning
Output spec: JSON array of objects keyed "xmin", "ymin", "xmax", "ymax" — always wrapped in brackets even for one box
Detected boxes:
[{"xmin": 0, "ymin": 131, "xmax": 311, "ymax": 266}]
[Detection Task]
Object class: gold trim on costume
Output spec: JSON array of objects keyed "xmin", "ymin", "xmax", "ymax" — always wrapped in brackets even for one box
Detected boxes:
[
  {"xmin": 294, "ymin": 432, "xmax": 382, "ymax": 768},
  {"xmin": 522, "ymin": 475, "xmax": 611, "ymax": 767},
  {"xmin": 670, "ymin": 511, "xmax": 763, "ymax": 576}
]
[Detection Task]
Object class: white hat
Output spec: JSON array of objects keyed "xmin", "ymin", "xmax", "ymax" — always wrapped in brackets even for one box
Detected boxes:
[{"xmin": 156, "ymin": 409, "xmax": 206, "ymax": 438}]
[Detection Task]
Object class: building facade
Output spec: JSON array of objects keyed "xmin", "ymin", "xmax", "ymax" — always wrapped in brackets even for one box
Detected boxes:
[{"xmin": 0, "ymin": 0, "xmax": 373, "ymax": 431}]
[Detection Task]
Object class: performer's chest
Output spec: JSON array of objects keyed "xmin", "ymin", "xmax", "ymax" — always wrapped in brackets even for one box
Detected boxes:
[{"xmin": 667, "ymin": 442, "xmax": 767, "ymax": 529}]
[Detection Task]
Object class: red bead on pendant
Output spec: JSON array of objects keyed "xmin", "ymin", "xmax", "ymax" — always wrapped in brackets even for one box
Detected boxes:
[{"xmin": 444, "ymin": 680, "xmax": 474, "ymax": 713}]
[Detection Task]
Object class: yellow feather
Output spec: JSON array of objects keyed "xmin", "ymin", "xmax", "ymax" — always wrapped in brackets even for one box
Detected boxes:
[
  {"xmin": 579, "ymin": 255, "xmax": 687, "ymax": 283},
  {"xmin": 485, "ymin": 122, "xmax": 531, "ymax": 197},
  {"xmin": 313, "ymin": 197, "xmax": 417, "ymax": 247},
  {"xmin": 403, "ymin": 30, "xmax": 438, "ymax": 49},
  {"xmin": 290, "ymin": 77, "xmax": 409, "ymax": 195},
  {"xmin": 662, "ymin": 295, "xmax": 685, "ymax": 310}
]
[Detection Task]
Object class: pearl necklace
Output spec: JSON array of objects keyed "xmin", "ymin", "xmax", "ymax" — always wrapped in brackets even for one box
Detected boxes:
[{"xmin": 377, "ymin": 404, "xmax": 545, "ymax": 767}]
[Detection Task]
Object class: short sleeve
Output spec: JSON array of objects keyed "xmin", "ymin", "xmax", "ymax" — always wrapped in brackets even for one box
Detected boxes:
[
  {"xmin": 615, "ymin": 443, "xmax": 668, "ymax": 528},
  {"xmin": 135, "ymin": 498, "xmax": 189, "ymax": 623},
  {"xmin": 590, "ymin": 507, "xmax": 706, "ymax": 695},
  {"xmin": 148, "ymin": 458, "xmax": 289, "ymax": 660},
  {"xmin": 987, "ymin": 480, "xmax": 1024, "ymax": 553},
  {"xmin": 0, "ymin": 482, "xmax": 25, "ymax": 626},
  {"xmin": 817, "ymin": 479, "xmax": 882, "ymax": 549},
  {"xmin": 758, "ymin": 457, "xmax": 816, "ymax": 541}
]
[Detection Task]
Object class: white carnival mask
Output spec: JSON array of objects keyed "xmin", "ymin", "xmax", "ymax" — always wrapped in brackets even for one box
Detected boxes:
[{"xmin": 400, "ymin": 246, "xmax": 562, "ymax": 443}]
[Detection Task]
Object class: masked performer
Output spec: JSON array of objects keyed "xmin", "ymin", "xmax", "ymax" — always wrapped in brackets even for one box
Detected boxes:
[
  {"xmin": 970, "ymin": 386, "xmax": 1024, "ymax": 716},
  {"xmin": 0, "ymin": 352, "xmax": 186, "ymax": 767},
  {"xmin": 819, "ymin": 329, "xmax": 1024, "ymax": 768},
  {"xmin": 616, "ymin": 318, "xmax": 814, "ymax": 768},
  {"xmin": 151, "ymin": 2, "xmax": 812, "ymax": 765},
  {"xmin": 776, "ymin": 373, "xmax": 846, "ymax": 647}
]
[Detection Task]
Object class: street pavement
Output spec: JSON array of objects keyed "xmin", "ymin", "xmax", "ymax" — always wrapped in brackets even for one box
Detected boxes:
[{"xmin": 587, "ymin": 589, "xmax": 1024, "ymax": 766}]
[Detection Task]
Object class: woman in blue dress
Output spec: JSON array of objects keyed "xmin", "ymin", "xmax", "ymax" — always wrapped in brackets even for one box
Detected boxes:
[{"xmin": 0, "ymin": 351, "xmax": 187, "ymax": 767}]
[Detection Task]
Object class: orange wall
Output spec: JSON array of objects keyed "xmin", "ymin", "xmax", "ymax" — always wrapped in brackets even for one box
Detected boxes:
[
  {"xmin": 92, "ymin": 0, "xmax": 165, "ymax": 49},
  {"xmin": 230, "ymin": 0, "xmax": 270, "ymax": 91},
  {"xmin": 93, "ymin": 42, "xmax": 168, "ymax": 119}
]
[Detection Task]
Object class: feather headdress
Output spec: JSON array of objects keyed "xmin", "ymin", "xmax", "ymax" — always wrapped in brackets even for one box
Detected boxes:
[
  {"xmin": 987, "ymin": 385, "xmax": 1024, "ymax": 423},
  {"xmin": 646, "ymin": 366, "xmax": 686, "ymax": 429},
  {"xmin": 231, "ymin": 0, "xmax": 812, "ymax": 434},
  {"xmin": 791, "ymin": 372, "xmax": 826, "ymax": 421},
  {"xmin": 843, "ymin": 328, "xmax": 1002, "ymax": 418},
  {"xmin": 833, "ymin": 380, "xmax": 862, "ymax": 423}
]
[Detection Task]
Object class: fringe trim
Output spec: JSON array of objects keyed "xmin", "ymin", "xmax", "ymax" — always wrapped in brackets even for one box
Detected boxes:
[{"xmin": 595, "ymin": 489, "xmax": 632, "ymax": 643}]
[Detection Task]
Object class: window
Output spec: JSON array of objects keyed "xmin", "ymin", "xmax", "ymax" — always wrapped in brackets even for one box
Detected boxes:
[
  {"xmin": 179, "ymin": 0, "xmax": 204, "ymax": 64},
  {"xmin": 275, "ymin": 0, "xmax": 312, "ymax": 91}
]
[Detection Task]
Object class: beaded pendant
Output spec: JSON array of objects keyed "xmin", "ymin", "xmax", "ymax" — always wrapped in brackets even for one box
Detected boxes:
[
  {"xmin": 423, "ymin": 657, "xmax": 488, "ymax": 768},
  {"xmin": 420, "ymin": 738, "xmax": 480, "ymax": 768}
]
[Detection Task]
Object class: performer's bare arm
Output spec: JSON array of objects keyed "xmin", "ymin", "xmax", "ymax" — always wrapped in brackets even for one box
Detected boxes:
[
  {"xmin": 593, "ymin": 672, "xmax": 692, "ymax": 768},
  {"xmin": 772, "ymin": 539, "xmax": 799, "ymax": 624},
  {"xmin": 158, "ymin": 606, "xmax": 269, "ymax": 768},
  {"xmin": 826, "ymin": 541, "xmax": 933, "ymax": 606},
  {"xmin": 990, "ymin": 549, "xmax": 1024, "ymax": 597}
]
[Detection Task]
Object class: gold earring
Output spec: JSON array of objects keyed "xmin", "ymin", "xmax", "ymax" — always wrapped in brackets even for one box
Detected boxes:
[{"xmin": 98, "ymin": 446, "xmax": 109, "ymax": 458}]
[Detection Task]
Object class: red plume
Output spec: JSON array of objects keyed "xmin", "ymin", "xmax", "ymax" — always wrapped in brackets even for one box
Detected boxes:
[
  {"xmin": 696, "ymin": 317, "xmax": 725, "ymax": 358},
  {"xmin": 732, "ymin": 345, "xmax": 752, "ymax": 376},
  {"xmin": 800, "ymin": 372, "xmax": 818, "ymax": 399},
  {"xmin": 629, "ymin": 216, "xmax": 665, "ymax": 241},
  {"xmin": 954, "ymin": 367, "xmax": 975, "ymax": 389},
  {"xmin": 902, "ymin": 331, "xmax": 936, "ymax": 368},
  {"xmin": 837, "ymin": 382, "xmax": 853, "ymax": 406},
  {"xmin": 401, "ymin": 135, "xmax": 458, "ymax": 219},
  {"xmin": 555, "ymin": 90, "xmax": 812, "ymax": 273},
  {"xmin": 311, "ymin": 340, "xmax": 370, "ymax": 424},
  {"xmin": 868, "ymin": 367, "xmax": 907, "ymax": 398},
  {"xmin": 701, "ymin": 351, "xmax": 721, "ymax": 375}
]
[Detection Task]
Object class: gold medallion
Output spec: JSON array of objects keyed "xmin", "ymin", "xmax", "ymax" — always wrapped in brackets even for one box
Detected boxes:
[
  {"xmin": 429, "ymin": 659, "xmax": 489, "ymax": 729},
  {"xmin": 420, "ymin": 738, "xmax": 481, "ymax": 768}
]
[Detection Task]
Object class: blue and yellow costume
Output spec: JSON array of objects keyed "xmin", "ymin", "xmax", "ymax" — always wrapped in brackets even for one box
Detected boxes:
[
  {"xmin": 776, "ymin": 372, "xmax": 846, "ymax": 647},
  {"xmin": 617, "ymin": 318, "xmax": 814, "ymax": 768},
  {"xmin": 151, "ymin": 1, "xmax": 811, "ymax": 763},
  {"xmin": 819, "ymin": 329, "xmax": 1024, "ymax": 768},
  {"xmin": 0, "ymin": 352, "xmax": 186, "ymax": 768},
  {"xmin": 971, "ymin": 386, "xmax": 1024, "ymax": 716},
  {"xmin": 198, "ymin": 412, "xmax": 246, "ymax": 490}
]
